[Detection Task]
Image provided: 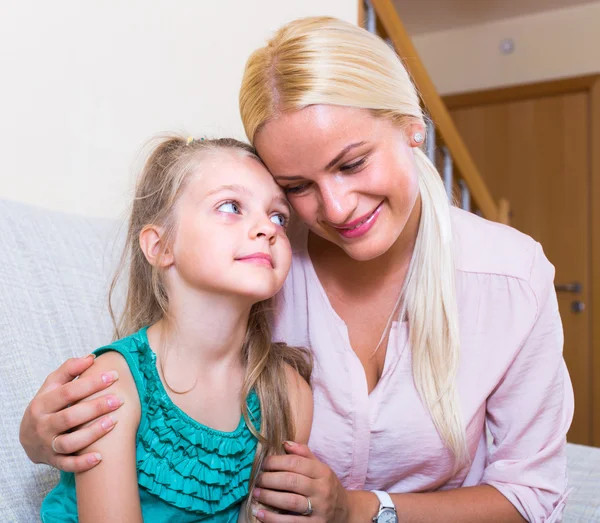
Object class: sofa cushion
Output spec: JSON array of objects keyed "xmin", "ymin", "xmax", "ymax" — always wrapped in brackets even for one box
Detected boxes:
[
  {"xmin": 0, "ymin": 199, "xmax": 122, "ymax": 522},
  {"xmin": 564, "ymin": 443, "xmax": 600, "ymax": 522}
]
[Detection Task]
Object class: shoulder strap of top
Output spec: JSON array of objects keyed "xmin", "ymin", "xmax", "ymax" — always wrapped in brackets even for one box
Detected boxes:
[{"xmin": 92, "ymin": 327, "xmax": 149, "ymax": 402}]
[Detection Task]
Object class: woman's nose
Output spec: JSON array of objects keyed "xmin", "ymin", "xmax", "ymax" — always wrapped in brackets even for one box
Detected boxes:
[{"xmin": 319, "ymin": 180, "xmax": 357, "ymax": 225}]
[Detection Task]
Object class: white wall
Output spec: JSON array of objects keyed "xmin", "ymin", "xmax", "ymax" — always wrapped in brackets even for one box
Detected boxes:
[
  {"xmin": 0, "ymin": 1, "xmax": 356, "ymax": 218},
  {"xmin": 412, "ymin": 2, "xmax": 600, "ymax": 95}
]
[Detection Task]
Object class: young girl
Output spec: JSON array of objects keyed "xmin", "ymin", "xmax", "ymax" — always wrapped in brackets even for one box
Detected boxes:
[{"xmin": 40, "ymin": 136, "xmax": 313, "ymax": 523}]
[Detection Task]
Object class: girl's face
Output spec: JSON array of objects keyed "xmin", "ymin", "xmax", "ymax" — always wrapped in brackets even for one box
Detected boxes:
[
  {"xmin": 254, "ymin": 105, "xmax": 422, "ymax": 261},
  {"xmin": 169, "ymin": 150, "xmax": 292, "ymax": 302}
]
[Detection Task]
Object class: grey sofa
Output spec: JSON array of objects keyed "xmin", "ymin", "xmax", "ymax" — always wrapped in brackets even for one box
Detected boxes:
[{"xmin": 1, "ymin": 198, "xmax": 599, "ymax": 522}]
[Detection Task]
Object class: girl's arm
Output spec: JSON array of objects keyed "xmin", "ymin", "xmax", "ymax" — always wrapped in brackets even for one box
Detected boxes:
[
  {"xmin": 74, "ymin": 352, "xmax": 143, "ymax": 523},
  {"xmin": 284, "ymin": 363, "xmax": 313, "ymax": 445}
]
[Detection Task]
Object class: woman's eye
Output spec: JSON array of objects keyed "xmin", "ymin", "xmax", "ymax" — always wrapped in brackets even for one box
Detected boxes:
[
  {"xmin": 217, "ymin": 201, "xmax": 241, "ymax": 214},
  {"xmin": 270, "ymin": 213, "xmax": 288, "ymax": 227},
  {"xmin": 284, "ymin": 183, "xmax": 309, "ymax": 195},
  {"xmin": 340, "ymin": 157, "xmax": 366, "ymax": 172}
]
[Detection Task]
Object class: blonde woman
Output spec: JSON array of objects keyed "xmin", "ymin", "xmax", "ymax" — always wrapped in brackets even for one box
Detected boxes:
[{"xmin": 21, "ymin": 17, "xmax": 572, "ymax": 523}]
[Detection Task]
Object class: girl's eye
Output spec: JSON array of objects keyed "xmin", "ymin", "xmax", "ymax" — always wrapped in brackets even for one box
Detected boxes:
[
  {"xmin": 270, "ymin": 213, "xmax": 288, "ymax": 227},
  {"xmin": 217, "ymin": 201, "xmax": 241, "ymax": 214}
]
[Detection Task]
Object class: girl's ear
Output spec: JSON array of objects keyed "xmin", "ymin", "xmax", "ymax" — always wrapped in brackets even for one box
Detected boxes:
[{"xmin": 139, "ymin": 225, "xmax": 174, "ymax": 268}]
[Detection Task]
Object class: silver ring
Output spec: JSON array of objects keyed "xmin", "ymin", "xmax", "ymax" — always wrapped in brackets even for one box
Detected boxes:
[
  {"xmin": 301, "ymin": 496, "xmax": 313, "ymax": 517},
  {"xmin": 51, "ymin": 435, "xmax": 59, "ymax": 454}
]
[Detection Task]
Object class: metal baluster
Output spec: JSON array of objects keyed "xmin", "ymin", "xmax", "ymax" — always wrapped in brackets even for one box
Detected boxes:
[
  {"xmin": 365, "ymin": 0, "xmax": 376, "ymax": 34},
  {"xmin": 442, "ymin": 146, "xmax": 453, "ymax": 201},
  {"xmin": 426, "ymin": 119, "xmax": 436, "ymax": 165},
  {"xmin": 459, "ymin": 179, "xmax": 471, "ymax": 212}
]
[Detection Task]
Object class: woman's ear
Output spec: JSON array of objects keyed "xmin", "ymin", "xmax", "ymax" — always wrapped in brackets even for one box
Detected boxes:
[
  {"xmin": 407, "ymin": 122, "xmax": 426, "ymax": 148},
  {"xmin": 139, "ymin": 225, "xmax": 174, "ymax": 268}
]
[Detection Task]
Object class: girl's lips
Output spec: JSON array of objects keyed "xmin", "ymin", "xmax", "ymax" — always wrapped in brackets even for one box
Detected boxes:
[
  {"xmin": 333, "ymin": 202, "xmax": 383, "ymax": 239},
  {"xmin": 235, "ymin": 253, "xmax": 273, "ymax": 268}
]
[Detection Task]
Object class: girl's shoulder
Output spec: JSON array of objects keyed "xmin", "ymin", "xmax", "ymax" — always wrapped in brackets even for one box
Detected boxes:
[
  {"xmin": 93, "ymin": 327, "xmax": 152, "ymax": 398},
  {"xmin": 94, "ymin": 327, "xmax": 151, "ymax": 365},
  {"xmin": 77, "ymin": 345, "xmax": 143, "ymax": 434}
]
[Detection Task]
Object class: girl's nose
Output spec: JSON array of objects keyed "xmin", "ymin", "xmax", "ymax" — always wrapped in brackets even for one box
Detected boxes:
[{"xmin": 250, "ymin": 215, "xmax": 277, "ymax": 243}]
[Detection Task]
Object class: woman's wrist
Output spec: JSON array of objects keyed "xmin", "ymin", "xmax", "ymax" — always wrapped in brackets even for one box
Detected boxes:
[{"xmin": 343, "ymin": 489, "xmax": 380, "ymax": 523}]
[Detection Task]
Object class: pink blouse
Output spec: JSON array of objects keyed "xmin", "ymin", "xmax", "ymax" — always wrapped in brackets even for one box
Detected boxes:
[{"xmin": 272, "ymin": 207, "xmax": 574, "ymax": 522}]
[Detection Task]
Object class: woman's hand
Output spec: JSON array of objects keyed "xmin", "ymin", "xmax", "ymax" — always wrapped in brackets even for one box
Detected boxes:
[
  {"xmin": 19, "ymin": 355, "xmax": 123, "ymax": 472},
  {"xmin": 251, "ymin": 441, "xmax": 350, "ymax": 523}
]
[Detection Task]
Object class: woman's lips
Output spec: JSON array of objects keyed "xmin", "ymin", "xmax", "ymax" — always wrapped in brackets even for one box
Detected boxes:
[{"xmin": 333, "ymin": 202, "xmax": 383, "ymax": 239}]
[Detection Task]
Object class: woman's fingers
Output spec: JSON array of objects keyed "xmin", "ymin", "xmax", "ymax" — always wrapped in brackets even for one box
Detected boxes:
[
  {"xmin": 257, "ymin": 471, "xmax": 312, "ymax": 496},
  {"xmin": 52, "ymin": 452, "xmax": 103, "ymax": 474},
  {"xmin": 261, "ymin": 454, "xmax": 319, "ymax": 479},
  {"xmin": 251, "ymin": 504, "xmax": 305, "ymax": 523},
  {"xmin": 20, "ymin": 357, "xmax": 105, "ymax": 465},
  {"xmin": 282, "ymin": 441, "xmax": 314, "ymax": 459},
  {"xmin": 256, "ymin": 449, "xmax": 348, "ymax": 523},
  {"xmin": 39, "ymin": 356, "xmax": 96, "ymax": 395},
  {"xmin": 51, "ymin": 414, "xmax": 117, "ymax": 457},
  {"xmin": 19, "ymin": 359, "xmax": 122, "ymax": 467},
  {"xmin": 50, "ymin": 408, "xmax": 120, "ymax": 455},
  {"xmin": 48, "ymin": 393, "xmax": 123, "ymax": 436},
  {"xmin": 252, "ymin": 488, "xmax": 311, "ymax": 515},
  {"xmin": 41, "ymin": 369, "xmax": 119, "ymax": 414}
]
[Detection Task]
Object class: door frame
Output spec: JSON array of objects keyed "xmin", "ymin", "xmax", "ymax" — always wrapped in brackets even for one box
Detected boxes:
[{"xmin": 445, "ymin": 75, "xmax": 600, "ymax": 446}]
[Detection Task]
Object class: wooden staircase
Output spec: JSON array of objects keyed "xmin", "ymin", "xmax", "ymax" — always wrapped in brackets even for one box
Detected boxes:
[{"xmin": 360, "ymin": 0, "xmax": 510, "ymax": 225}]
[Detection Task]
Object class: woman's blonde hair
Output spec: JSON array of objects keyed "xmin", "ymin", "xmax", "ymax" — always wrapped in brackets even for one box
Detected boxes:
[
  {"xmin": 240, "ymin": 17, "xmax": 468, "ymax": 469},
  {"xmin": 108, "ymin": 136, "xmax": 311, "ymax": 515}
]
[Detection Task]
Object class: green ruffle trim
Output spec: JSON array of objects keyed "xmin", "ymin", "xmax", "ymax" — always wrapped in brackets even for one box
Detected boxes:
[{"xmin": 134, "ymin": 332, "xmax": 261, "ymax": 515}]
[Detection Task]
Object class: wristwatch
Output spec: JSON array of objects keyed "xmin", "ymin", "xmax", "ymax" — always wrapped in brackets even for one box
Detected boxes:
[{"xmin": 371, "ymin": 490, "xmax": 398, "ymax": 523}]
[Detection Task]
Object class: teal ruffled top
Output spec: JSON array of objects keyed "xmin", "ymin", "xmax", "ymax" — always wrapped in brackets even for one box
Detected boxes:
[{"xmin": 41, "ymin": 327, "xmax": 261, "ymax": 523}]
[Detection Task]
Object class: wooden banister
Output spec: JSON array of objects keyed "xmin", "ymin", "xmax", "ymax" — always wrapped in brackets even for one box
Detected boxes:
[
  {"xmin": 497, "ymin": 198, "xmax": 511, "ymax": 225},
  {"xmin": 369, "ymin": 0, "xmax": 500, "ymax": 222}
]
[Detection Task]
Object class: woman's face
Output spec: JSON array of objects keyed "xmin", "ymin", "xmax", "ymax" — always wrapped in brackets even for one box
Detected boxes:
[{"xmin": 254, "ymin": 105, "xmax": 423, "ymax": 261}]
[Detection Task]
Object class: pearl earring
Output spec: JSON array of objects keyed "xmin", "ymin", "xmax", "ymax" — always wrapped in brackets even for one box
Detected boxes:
[{"xmin": 413, "ymin": 132, "xmax": 424, "ymax": 144}]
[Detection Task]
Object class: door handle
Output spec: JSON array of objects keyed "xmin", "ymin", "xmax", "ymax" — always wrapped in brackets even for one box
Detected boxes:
[
  {"xmin": 555, "ymin": 282, "xmax": 582, "ymax": 293},
  {"xmin": 571, "ymin": 301, "xmax": 586, "ymax": 314}
]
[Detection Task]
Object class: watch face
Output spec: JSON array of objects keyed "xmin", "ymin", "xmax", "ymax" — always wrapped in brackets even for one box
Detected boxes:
[{"xmin": 378, "ymin": 508, "xmax": 398, "ymax": 523}]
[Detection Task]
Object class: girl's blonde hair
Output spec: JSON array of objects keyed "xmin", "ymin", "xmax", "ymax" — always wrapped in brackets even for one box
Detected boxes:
[
  {"xmin": 108, "ymin": 136, "xmax": 311, "ymax": 514},
  {"xmin": 240, "ymin": 17, "xmax": 468, "ymax": 468}
]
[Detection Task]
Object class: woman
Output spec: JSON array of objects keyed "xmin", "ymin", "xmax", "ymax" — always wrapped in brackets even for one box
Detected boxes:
[{"xmin": 20, "ymin": 17, "xmax": 573, "ymax": 523}]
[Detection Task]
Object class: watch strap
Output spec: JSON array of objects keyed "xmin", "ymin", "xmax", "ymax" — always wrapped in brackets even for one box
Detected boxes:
[{"xmin": 372, "ymin": 490, "xmax": 395, "ymax": 510}]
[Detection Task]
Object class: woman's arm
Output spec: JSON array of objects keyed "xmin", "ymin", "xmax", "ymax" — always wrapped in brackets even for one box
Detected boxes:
[
  {"xmin": 74, "ymin": 352, "xmax": 143, "ymax": 523},
  {"xmin": 19, "ymin": 355, "xmax": 124, "ymax": 472},
  {"xmin": 251, "ymin": 245, "xmax": 571, "ymax": 523},
  {"xmin": 346, "ymin": 485, "xmax": 524, "ymax": 522},
  {"xmin": 251, "ymin": 445, "xmax": 524, "ymax": 523}
]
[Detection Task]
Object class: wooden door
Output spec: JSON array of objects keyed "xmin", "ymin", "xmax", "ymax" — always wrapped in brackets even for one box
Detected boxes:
[{"xmin": 450, "ymin": 92, "xmax": 592, "ymax": 445}]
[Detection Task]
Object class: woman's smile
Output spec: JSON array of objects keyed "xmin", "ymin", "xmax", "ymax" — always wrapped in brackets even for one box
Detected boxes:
[{"xmin": 330, "ymin": 201, "xmax": 384, "ymax": 239}]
